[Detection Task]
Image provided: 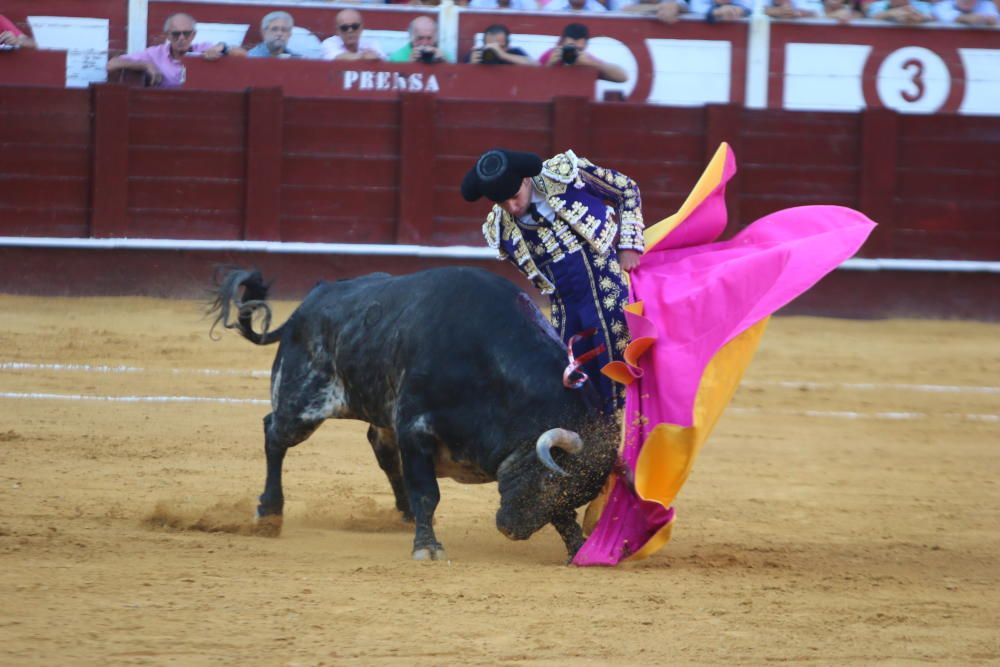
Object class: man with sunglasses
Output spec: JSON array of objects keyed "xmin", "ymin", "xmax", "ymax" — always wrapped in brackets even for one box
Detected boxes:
[
  {"xmin": 321, "ymin": 9, "xmax": 385, "ymax": 61},
  {"xmin": 107, "ymin": 13, "xmax": 242, "ymax": 88},
  {"xmin": 248, "ymin": 11, "xmax": 299, "ymax": 58}
]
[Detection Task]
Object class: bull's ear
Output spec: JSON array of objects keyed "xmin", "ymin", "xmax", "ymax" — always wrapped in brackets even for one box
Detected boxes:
[{"xmin": 461, "ymin": 168, "xmax": 483, "ymax": 202}]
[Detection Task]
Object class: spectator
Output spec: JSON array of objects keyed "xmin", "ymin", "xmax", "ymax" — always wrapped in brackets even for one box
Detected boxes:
[
  {"xmin": 766, "ymin": 0, "xmax": 821, "ymax": 17},
  {"xmin": 610, "ymin": 0, "xmax": 666, "ymax": 13},
  {"xmin": 606, "ymin": 0, "xmax": 690, "ymax": 23},
  {"xmin": 933, "ymin": 0, "xmax": 999, "ymax": 24},
  {"xmin": 0, "ymin": 13, "xmax": 35, "ymax": 49},
  {"xmin": 865, "ymin": 0, "xmax": 934, "ymax": 23},
  {"xmin": 247, "ymin": 11, "xmax": 298, "ymax": 58},
  {"xmin": 617, "ymin": 0, "xmax": 750, "ymax": 22},
  {"xmin": 468, "ymin": 0, "xmax": 540, "ymax": 8},
  {"xmin": 706, "ymin": 0, "xmax": 752, "ymax": 21},
  {"xmin": 106, "ymin": 13, "xmax": 242, "ymax": 87},
  {"xmin": 545, "ymin": 0, "xmax": 610, "ymax": 11},
  {"xmin": 388, "ymin": 16, "xmax": 451, "ymax": 63},
  {"xmin": 464, "ymin": 24, "xmax": 537, "ymax": 66},
  {"xmin": 322, "ymin": 9, "xmax": 386, "ymax": 61},
  {"xmin": 823, "ymin": 0, "xmax": 863, "ymax": 21},
  {"xmin": 540, "ymin": 23, "xmax": 627, "ymax": 83}
]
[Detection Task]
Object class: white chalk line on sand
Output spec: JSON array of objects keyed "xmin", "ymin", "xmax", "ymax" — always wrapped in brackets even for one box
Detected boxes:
[
  {"xmin": 0, "ymin": 391, "xmax": 996, "ymax": 423},
  {"xmin": 0, "ymin": 361, "xmax": 270, "ymax": 378},
  {"xmin": 0, "ymin": 391, "xmax": 269, "ymax": 406},
  {"xmin": 3, "ymin": 362, "xmax": 998, "ymax": 396},
  {"xmin": 742, "ymin": 380, "xmax": 1000, "ymax": 395},
  {"xmin": 728, "ymin": 407, "xmax": 997, "ymax": 423}
]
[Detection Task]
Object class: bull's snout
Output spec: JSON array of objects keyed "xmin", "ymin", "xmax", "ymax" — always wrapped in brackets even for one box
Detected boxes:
[{"xmin": 496, "ymin": 512, "xmax": 538, "ymax": 541}]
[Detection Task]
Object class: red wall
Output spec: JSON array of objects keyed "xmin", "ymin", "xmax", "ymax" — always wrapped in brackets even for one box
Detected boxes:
[{"xmin": 1, "ymin": 83, "xmax": 998, "ymax": 262}]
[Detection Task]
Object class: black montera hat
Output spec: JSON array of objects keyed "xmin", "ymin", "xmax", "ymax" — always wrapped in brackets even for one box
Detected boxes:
[{"xmin": 461, "ymin": 149, "xmax": 543, "ymax": 203}]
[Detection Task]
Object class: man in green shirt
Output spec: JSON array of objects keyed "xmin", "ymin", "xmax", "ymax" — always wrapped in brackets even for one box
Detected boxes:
[{"xmin": 388, "ymin": 16, "xmax": 450, "ymax": 63}]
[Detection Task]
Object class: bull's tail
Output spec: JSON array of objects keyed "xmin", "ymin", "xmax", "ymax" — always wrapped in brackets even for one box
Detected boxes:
[{"xmin": 207, "ymin": 268, "xmax": 284, "ymax": 346}]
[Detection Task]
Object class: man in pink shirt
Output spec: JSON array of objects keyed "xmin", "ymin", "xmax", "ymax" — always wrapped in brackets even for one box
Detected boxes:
[
  {"xmin": 0, "ymin": 14, "xmax": 36, "ymax": 49},
  {"xmin": 106, "ymin": 13, "xmax": 237, "ymax": 88}
]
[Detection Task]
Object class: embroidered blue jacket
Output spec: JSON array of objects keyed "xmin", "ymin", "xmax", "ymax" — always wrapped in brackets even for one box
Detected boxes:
[{"xmin": 482, "ymin": 151, "xmax": 644, "ymax": 294}]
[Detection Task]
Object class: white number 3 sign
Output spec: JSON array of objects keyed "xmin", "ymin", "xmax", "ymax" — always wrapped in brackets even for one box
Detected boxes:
[{"xmin": 875, "ymin": 46, "xmax": 952, "ymax": 113}]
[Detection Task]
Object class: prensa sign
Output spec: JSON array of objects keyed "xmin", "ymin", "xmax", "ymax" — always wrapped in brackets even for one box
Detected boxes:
[
  {"xmin": 181, "ymin": 59, "xmax": 596, "ymax": 101},
  {"xmin": 343, "ymin": 70, "xmax": 440, "ymax": 94}
]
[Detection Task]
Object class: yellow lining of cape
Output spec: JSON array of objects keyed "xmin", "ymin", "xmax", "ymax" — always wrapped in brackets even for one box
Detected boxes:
[{"xmin": 643, "ymin": 142, "xmax": 730, "ymax": 250}]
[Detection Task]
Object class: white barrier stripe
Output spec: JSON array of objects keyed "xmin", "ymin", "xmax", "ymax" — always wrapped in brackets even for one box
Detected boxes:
[
  {"xmin": 5, "ymin": 362, "xmax": 998, "ymax": 395},
  {"xmin": 728, "ymin": 407, "xmax": 998, "ymax": 423},
  {"xmin": 1, "ymin": 236, "xmax": 997, "ymax": 273},
  {"xmin": 0, "ymin": 236, "xmax": 496, "ymax": 259},
  {"xmin": 840, "ymin": 258, "xmax": 999, "ymax": 273},
  {"xmin": 0, "ymin": 392, "xmax": 268, "ymax": 405},
  {"xmin": 1, "ymin": 391, "xmax": 996, "ymax": 422},
  {"xmin": 744, "ymin": 380, "xmax": 1000, "ymax": 395}
]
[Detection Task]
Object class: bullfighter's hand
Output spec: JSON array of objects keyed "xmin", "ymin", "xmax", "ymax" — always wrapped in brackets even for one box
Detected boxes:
[{"xmin": 619, "ymin": 250, "xmax": 641, "ymax": 272}]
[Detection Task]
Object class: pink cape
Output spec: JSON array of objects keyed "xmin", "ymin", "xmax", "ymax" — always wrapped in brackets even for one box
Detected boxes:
[{"xmin": 572, "ymin": 144, "xmax": 876, "ymax": 566}]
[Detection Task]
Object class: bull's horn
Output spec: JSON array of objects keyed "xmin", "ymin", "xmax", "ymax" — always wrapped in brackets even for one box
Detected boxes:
[{"xmin": 535, "ymin": 428, "xmax": 584, "ymax": 476}]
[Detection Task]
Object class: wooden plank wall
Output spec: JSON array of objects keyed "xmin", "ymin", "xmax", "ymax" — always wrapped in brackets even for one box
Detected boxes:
[
  {"xmin": 1, "ymin": 83, "xmax": 998, "ymax": 262},
  {"xmin": 0, "ymin": 87, "xmax": 92, "ymax": 237},
  {"xmin": 282, "ymin": 98, "xmax": 400, "ymax": 244},
  {"xmin": 126, "ymin": 89, "xmax": 246, "ymax": 239},
  {"xmin": 893, "ymin": 115, "xmax": 1000, "ymax": 260}
]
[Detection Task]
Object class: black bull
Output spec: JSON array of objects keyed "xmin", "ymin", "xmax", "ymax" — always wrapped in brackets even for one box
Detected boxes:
[{"xmin": 208, "ymin": 266, "xmax": 617, "ymax": 561}]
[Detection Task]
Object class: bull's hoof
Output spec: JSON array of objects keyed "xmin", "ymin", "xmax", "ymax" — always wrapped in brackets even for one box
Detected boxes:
[
  {"xmin": 412, "ymin": 546, "xmax": 447, "ymax": 561},
  {"xmin": 253, "ymin": 512, "xmax": 283, "ymax": 537}
]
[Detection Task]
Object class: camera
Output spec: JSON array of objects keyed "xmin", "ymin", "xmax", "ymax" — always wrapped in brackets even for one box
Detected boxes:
[
  {"xmin": 479, "ymin": 47, "xmax": 499, "ymax": 64},
  {"xmin": 561, "ymin": 45, "xmax": 579, "ymax": 65},
  {"xmin": 418, "ymin": 47, "xmax": 436, "ymax": 63}
]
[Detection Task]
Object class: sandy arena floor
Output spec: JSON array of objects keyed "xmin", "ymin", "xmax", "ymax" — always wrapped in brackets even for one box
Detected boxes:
[{"xmin": 0, "ymin": 294, "xmax": 997, "ymax": 666}]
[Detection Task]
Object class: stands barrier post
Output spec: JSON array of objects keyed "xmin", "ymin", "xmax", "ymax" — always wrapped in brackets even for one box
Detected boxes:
[
  {"xmin": 90, "ymin": 83, "xmax": 131, "ymax": 238},
  {"xmin": 551, "ymin": 96, "xmax": 590, "ymax": 157},
  {"xmin": 127, "ymin": 0, "xmax": 149, "ymax": 55},
  {"xmin": 397, "ymin": 92, "xmax": 437, "ymax": 244},
  {"xmin": 438, "ymin": 0, "xmax": 460, "ymax": 65},
  {"xmin": 243, "ymin": 86, "xmax": 284, "ymax": 241},
  {"xmin": 745, "ymin": 0, "xmax": 770, "ymax": 109},
  {"xmin": 705, "ymin": 103, "xmax": 744, "ymax": 233},
  {"xmin": 859, "ymin": 107, "xmax": 898, "ymax": 256}
]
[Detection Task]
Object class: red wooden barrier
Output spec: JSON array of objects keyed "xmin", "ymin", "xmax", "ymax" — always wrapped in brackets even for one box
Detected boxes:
[
  {"xmin": 1, "ymin": 82, "xmax": 998, "ymax": 264},
  {"xmin": 0, "ymin": 48, "xmax": 66, "ymax": 86},
  {"xmin": 90, "ymin": 83, "xmax": 130, "ymax": 237},
  {"xmin": 398, "ymin": 93, "xmax": 436, "ymax": 245},
  {"xmin": 244, "ymin": 87, "xmax": 283, "ymax": 241},
  {"xmin": 0, "ymin": 85, "xmax": 90, "ymax": 236}
]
